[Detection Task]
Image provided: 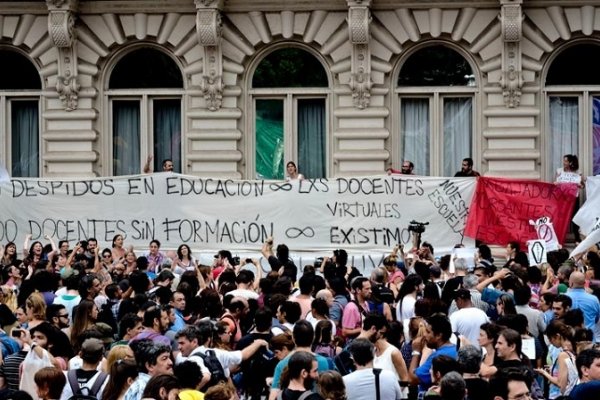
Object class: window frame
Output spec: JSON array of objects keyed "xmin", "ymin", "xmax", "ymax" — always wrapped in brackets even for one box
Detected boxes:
[
  {"xmin": 246, "ymin": 44, "xmax": 332, "ymax": 180},
  {"xmin": 102, "ymin": 45, "xmax": 186, "ymax": 176},
  {"xmin": 542, "ymin": 86, "xmax": 600, "ymax": 180},
  {"xmin": 0, "ymin": 92, "xmax": 41, "ymax": 177},
  {"xmin": 250, "ymin": 88, "xmax": 330, "ymax": 179},
  {"xmin": 391, "ymin": 43, "xmax": 480, "ymax": 177}
]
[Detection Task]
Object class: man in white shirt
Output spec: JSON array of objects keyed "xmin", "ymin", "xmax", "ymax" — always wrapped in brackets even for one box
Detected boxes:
[
  {"xmin": 449, "ymin": 289, "xmax": 489, "ymax": 348},
  {"xmin": 343, "ymin": 338, "xmax": 403, "ymax": 400}
]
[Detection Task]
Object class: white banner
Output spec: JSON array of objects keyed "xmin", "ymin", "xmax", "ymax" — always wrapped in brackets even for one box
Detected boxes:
[
  {"xmin": 574, "ymin": 176, "xmax": 600, "ymax": 235},
  {"xmin": 0, "ymin": 174, "xmax": 476, "ymax": 254}
]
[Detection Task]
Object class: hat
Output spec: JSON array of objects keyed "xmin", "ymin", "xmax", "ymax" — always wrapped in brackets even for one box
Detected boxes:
[
  {"xmin": 454, "ymin": 288, "xmax": 471, "ymax": 301},
  {"xmin": 94, "ymin": 322, "xmax": 114, "ymax": 344},
  {"xmin": 81, "ymin": 337, "xmax": 105, "ymax": 354}
]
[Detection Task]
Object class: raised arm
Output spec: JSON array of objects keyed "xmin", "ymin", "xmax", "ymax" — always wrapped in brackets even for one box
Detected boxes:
[
  {"xmin": 143, "ymin": 155, "xmax": 153, "ymax": 174},
  {"xmin": 22, "ymin": 233, "xmax": 32, "ymax": 258}
]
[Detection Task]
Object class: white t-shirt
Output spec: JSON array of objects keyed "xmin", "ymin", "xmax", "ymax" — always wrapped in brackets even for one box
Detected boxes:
[
  {"xmin": 226, "ymin": 288, "xmax": 259, "ymax": 300},
  {"xmin": 343, "ymin": 368, "xmax": 402, "ymax": 400},
  {"xmin": 449, "ymin": 306, "xmax": 489, "ymax": 348},
  {"xmin": 396, "ymin": 295, "xmax": 416, "ymax": 322}
]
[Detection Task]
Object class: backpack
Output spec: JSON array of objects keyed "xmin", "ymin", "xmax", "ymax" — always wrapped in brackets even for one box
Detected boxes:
[
  {"xmin": 66, "ymin": 370, "xmax": 108, "ymax": 400},
  {"xmin": 333, "ymin": 349, "xmax": 355, "ymax": 376},
  {"xmin": 191, "ymin": 349, "xmax": 227, "ymax": 389},
  {"xmin": 277, "ymin": 389, "xmax": 313, "ymax": 400}
]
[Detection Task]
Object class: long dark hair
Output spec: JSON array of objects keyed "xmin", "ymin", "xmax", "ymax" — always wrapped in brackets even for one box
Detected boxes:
[
  {"xmin": 396, "ymin": 274, "xmax": 422, "ymax": 303},
  {"xmin": 102, "ymin": 359, "xmax": 138, "ymax": 400},
  {"xmin": 313, "ymin": 320, "xmax": 334, "ymax": 347}
]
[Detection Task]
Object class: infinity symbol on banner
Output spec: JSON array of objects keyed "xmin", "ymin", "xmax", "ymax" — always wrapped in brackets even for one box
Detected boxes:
[
  {"xmin": 269, "ymin": 182, "xmax": 293, "ymax": 192},
  {"xmin": 286, "ymin": 227, "xmax": 315, "ymax": 239}
]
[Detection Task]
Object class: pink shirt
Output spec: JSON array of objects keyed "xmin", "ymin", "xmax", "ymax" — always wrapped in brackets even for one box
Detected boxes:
[{"xmin": 342, "ymin": 301, "xmax": 370, "ymax": 331}]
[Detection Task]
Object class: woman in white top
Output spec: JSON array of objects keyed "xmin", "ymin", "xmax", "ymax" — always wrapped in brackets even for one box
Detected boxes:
[
  {"xmin": 285, "ymin": 161, "xmax": 305, "ymax": 181},
  {"xmin": 171, "ymin": 244, "xmax": 197, "ymax": 275},
  {"xmin": 395, "ymin": 274, "xmax": 423, "ymax": 322},
  {"xmin": 555, "ymin": 154, "xmax": 583, "ymax": 241},
  {"xmin": 374, "ymin": 323, "xmax": 409, "ymax": 399}
]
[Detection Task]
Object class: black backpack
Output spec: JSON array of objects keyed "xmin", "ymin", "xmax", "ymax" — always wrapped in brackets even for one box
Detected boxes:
[
  {"xmin": 66, "ymin": 370, "xmax": 108, "ymax": 400},
  {"xmin": 191, "ymin": 349, "xmax": 227, "ymax": 389},
  {"xmin": 333, "ymin": 349, "xmax": 355, "ymax": 376}
]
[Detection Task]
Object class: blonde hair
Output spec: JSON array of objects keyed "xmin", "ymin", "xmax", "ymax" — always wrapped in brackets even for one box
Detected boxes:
[
  {"xmin": 105, "ymin": 344, "xmax": 133, "ymax": 373},
  {"xmin": 27, "ymin": 292, "xmax": 46, "ymax": 321}
]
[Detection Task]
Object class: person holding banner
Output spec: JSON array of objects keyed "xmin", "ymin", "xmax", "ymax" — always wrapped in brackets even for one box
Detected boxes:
[
  {"xmin": 555, "ymin": 154, "xmax": 584, "ymax": 242},
  {"xmin": 285, "ymin": 161, "xmax": 304, "ymax": 182}
]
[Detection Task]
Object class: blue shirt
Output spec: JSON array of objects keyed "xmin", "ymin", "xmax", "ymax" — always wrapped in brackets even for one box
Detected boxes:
[
  {"xmin": 566, "ymin": 288, "xmax": 600, "ymax": 337},
  {"xmin": 415, "ymin": 344, "xmax": 458, "ymax": 392},
  {"xmin": 271, "ymin": 351, "xmax": 330, "ymax": 389}
]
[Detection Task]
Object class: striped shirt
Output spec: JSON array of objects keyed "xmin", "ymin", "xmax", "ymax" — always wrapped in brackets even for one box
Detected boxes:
[{"xmin": 0, "ymin": 350, "xmax": 27, "ymax": 390}]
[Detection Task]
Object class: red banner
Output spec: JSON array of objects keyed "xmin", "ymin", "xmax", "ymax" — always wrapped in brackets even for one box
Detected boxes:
[{"xmin": 464, "ymin": 177, "xmax": 578, "ymax": 248}]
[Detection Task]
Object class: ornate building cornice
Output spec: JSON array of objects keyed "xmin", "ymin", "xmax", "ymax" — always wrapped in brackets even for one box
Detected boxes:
[
  {"xmin": 500, "ymin": 0, "xmax": 523, "ymax": 108},
  {"xmin": 347, "ymin": 0, "xmax": 372, "ymax": 109},
  {"xmin": 196, "ymin": 0, "xmax": 224, "ymax": 111},
  {"xmin": 46, "ymin": 0, "xmax": 80, "ymax": 111}
]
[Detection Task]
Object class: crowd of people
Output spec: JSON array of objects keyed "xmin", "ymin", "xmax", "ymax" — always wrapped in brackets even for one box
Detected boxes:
[
  {"xmin": 0, "ymin": 231, "xmax": 599, "ymax": 400},
  {"xmin": 0, "ymin": 152, "xmax": 595, "ymax": 400}
]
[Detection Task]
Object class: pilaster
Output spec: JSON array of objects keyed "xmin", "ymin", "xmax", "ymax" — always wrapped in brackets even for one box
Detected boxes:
[
  {"xmin": 500, "ymin": 0, "xmax": 523, "ymax": 108},
  {"xmin": 347, "ymin": 0, "xmax": 372, "ymax": 109},
  {"xmin": 46, "ymin": 0, "xmax": 80, "ymax": 111},
  {"xmin": 195, "ymin": 0, "xmax": 224, "ymax": 111}
]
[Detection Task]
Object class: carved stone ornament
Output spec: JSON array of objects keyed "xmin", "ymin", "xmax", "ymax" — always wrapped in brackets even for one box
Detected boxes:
[
  {"xmin": 347, "ymin": 2, "xmax": 372, "ymax": 109},
  {"xmin": 196, "ymin": 1, "xmax": 224, "ymax": 111},
  {"xmin": 500, "ymin": 0, "xmax": 523, "ymax": 108},
  {"xmin": 47, "ymin": 0, "xmax": 80, "ymax": 111},
  {"xmin": 56, "ymin": 74, "xmax": 81, "ymax": 112}
]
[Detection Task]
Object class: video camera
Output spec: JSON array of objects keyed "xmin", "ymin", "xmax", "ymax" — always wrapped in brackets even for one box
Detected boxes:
[{"xmin": 408, "ymin": 220, "xmax": 429, "ymax": 234}]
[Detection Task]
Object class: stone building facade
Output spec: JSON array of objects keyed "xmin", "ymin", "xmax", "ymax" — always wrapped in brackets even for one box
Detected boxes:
[{"xmin": 1, "ymin": 0, "xmax": 599, "ymax": 181}]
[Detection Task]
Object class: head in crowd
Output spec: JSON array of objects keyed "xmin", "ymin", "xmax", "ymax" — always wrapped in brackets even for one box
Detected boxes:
[
  {"xmin": 80, "ymin": 338, "xmax": 105, "ymax": 365},
  {"xmin": 563, "ymin": 154, "xmax": 579, "ymax": 171},
  {"xmin": 143, "ymin": 305, "xmax": 169, "ymax": 334},
  {"xmin": 311, "ymin": 298, "xmax": 330, "ymax": 319},
  {"xmin": 424, "ymin": 313, "xmax": 452, "ymax": 350},
  {"xmin": 26, "ymin": 292, "xmax": 46, "ymax": 321},
  {"xmin": 78, "ymin": 273, "xmax": 102, "ymax": 299},
  {"xmin": 327, "ymin": 277, "xmax": 347, "ymax": 297},
  {"xmin": 563, "ymin": 308, "xmax": 585, "ymax": 328},
  {"xmin": 293, "ymin": 320, "xmax": 315, "ymax": 347},
  {"xmin": 131, "ymin": 339, "xmax": 173, "ymax": 375},
  {"xmin": 105, "ymin": 344, "xmax": 135, "ymax": 373},
  {"xmin": 102, "ymin": 358, "xmax": 138, "ymax": 400},
  {"xmin": 141, "ymin": 374, "xmax": 180, "ymax": 400},
  {"xmin": 576, "ymin": 348, "xmax": 600, "ymax": 381},
  {"xmin": 496, "ymin": 293, "xmax": 517, "ymax": 316},
  {"xmin": 397, "ymin": 274, "xmax": 423, "ymax": 302},
  {"xmin": 271, "ymin": 333, "xmax": 295, "ymax": 360},
  {"xmin": 285, "ymin": 351, "xmax": 318, "ymax": 390},
  {"xmin": 119, "ymin": 313, "xmax": 143, "ymax": 340},
  {"xmin": 489, "ymin": 367, "xmax": 532, "ymax": 400},
  {"xmin": 553, "ymin": 294, "xmax": 572, "ymax": 319},
  {"xmin": 204, "ymin": 382, "xmax": 238, "ymax": 400},
  {"xmin": 545, "ymin": 320, "xmax": 574, "ymax": 351},
  {"xmin": 175, "ymin": 325, "xmax": 201, "ymax": 357},
  {"xmin": 34, "ymin": 367, "xmax": 66, "ymax": 400},
  {"xmin": 317, "ymin": 370, "xmax": 347, "ymax": 400},
  {"xmin": 540, "ymin": 292, "xmax": 556, "ymax": 312},
  {"xmin": 440, "ymin": 372, "xmax": 466, "ymax": 400},
  {"xmin": 458, "ymin": 345, "xmax": 483, "ymax": 374},
  {"xmin": 278, "ymin": 301, "xmax": 302, "ymax": 324},
  {"xmin": 431, "ymin": 355, "xmax": 461, "ymax": 384},
  {"xmin": 174, "ymin": 360, "xmax": 203, "ymax": 390},
  {"xmin": 348, "ymin": 338, "xmax": 375, "ymax": 367},
  {"xmin": 314, "ymin": 320, "xmax": 335, "ymax": 346},
  {"xmin": 333, "ymin": 249, "xmax": 348, "ymax": 268},
  {"xmin": 46, "ymin": 304, "xmax": 69, "ymax": 329},
  {"xmin": 362, "ymin": 313, "xmax": 387, "ymax": 342},
  {"xmin": 495, "ymin": 328, "xmax": 521, "ymax": 361}
]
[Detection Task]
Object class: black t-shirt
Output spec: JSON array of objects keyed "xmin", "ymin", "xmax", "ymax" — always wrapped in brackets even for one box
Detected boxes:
[
  {"xmin": 268, "ymin": 256, "xmax": 298, "ymax": 282},
  {"xmin": 280, "ymin": 388, "xmax": 324, "ymax": 400},
  {"xmin": 465, "ymin": 378, "xmax": 491, "ymax": 400}
]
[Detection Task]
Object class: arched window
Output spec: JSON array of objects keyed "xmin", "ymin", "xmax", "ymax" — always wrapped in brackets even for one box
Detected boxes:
[
  {"xmin": 0, "ymin": 50, "xmax": 41, "ymax": 177},
  {"xmin": 545, "ymin": 43, "xmax": 600, "ymax": 176},
  {"xmin": 396, "ymin": 45, "xmax": 476, "ymax": 176},
  {"xmin": 251, "ymin": 47, "xmax": 329, "ymax": 179},
  {"xmin": 107, "ymin": 48, "xmax": 183, "ymax": 175}
]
